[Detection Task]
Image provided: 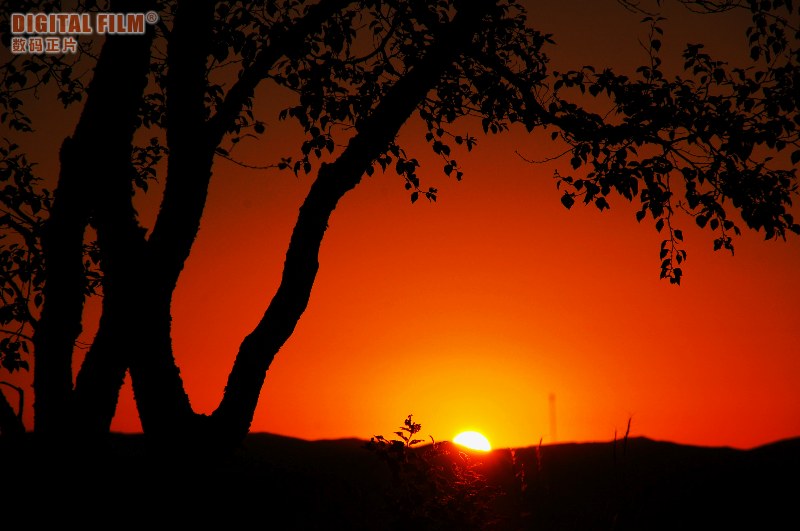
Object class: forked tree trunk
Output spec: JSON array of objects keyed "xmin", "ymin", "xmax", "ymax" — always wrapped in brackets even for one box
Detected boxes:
[
  {"xmin": 71, "ymin": 0, "xmax": 208, "ymax": 441},
  {"xmin": 33, "ymin": 0, "xmax": 494, "ymax": 458},
  {"xmin": 69, "ymin": 0, "xmax": 361, "ymax": 447}
]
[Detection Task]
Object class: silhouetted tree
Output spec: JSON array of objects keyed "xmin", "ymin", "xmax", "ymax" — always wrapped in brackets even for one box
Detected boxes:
[{"xmin": 0, "ymin": 0, "xmax": 797, "ymax": 454}]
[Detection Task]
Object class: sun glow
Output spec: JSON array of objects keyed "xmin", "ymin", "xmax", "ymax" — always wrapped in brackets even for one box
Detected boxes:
[{"xmin": 453, "ymin": 431, "xmax": 492, "ymax": 451}]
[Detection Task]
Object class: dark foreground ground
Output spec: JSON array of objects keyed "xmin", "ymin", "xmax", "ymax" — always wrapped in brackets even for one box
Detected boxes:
[{"xmin": 2, "ymin": 432, "xmax": 799, "ymax": 530}]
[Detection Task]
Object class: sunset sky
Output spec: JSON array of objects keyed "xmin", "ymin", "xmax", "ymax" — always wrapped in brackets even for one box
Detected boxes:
[{"xmin": 5, "ymin": 1, "xmax": 799, "ymax": 450}]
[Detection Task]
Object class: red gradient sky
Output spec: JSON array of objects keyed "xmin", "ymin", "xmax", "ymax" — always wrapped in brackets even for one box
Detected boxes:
[{"xmin": 5, "ymin": 1, "xmax": 799, "ymax": 449}]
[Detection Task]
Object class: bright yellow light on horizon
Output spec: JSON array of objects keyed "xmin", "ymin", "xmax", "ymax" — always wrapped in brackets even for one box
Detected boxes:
[{"xmin": 453, "ymin": 431, "xmax": 492, "ymax": 451}]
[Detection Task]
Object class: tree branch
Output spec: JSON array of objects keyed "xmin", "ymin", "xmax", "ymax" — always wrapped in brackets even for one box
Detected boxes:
[
  {"xmin": 212, "ymin": 0, "xmax": 496, "ymax": 444},
  {"xmin": 146, "ymin": 0, "xmax": 215, "ymax": 293},
  {"xmin": 205, "ymin": 0, "xmax": 356, "ymax": 147}
]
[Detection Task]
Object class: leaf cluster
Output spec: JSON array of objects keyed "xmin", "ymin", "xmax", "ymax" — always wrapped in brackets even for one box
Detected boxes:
[
  {"xmin": 269, "ymin": 0, "xmax": 553, "ymax": 202},
  {"xmin": 0, "ymin": 1, "xmax": 110, "ymax": 132},
  {"xmin": 0, "ymin": 140, "xmax": 46, "ymax": 372},
  {"xmin": 549, "ymin": 2, "xmax": 799, "ymax": 283},
  {"xmin": 0, "ymin": 140, "xmax": 100, "ymax": 373}
]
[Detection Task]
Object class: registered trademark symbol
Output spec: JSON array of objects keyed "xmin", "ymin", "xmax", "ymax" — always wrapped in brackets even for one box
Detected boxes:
[{"xmin": 145, "ymin": 11, "xmax": 159, "ymax": 25}]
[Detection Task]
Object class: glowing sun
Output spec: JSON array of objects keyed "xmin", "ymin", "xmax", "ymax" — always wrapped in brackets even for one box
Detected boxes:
[{"xmin": 453, "ymin": 431, "xmax": 492, "ymax": 451}]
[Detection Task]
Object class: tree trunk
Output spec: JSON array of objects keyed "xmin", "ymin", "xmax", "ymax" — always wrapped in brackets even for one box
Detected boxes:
[
  {"xmin": 38, "ymin": 1, "xmax": 156, "ymax": 439},
  {"xmin": 211, "ymin": 1, "xmax": 494, "ymax": 448},
  {"xmin": 111, "ymin": 0, "xmax": 216, "ymax": 443},
  {"xmin": 125, "ymin": 0, "xmax": 359, "ymax": 447},
  {"xmin": 32, "ymin": 136, "xmax": 92, "ymax": 436}
]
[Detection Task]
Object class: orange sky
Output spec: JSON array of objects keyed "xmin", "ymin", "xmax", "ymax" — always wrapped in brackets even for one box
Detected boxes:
[{"xmin": 4, "ymin": 1, "xmax": 799, "ymax": 450}]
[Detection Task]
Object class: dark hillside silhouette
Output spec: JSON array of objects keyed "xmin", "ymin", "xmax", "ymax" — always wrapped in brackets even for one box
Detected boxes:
[{"xmin": 2, "ymin": 431, "xmax": 798, "ymax": 529}]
